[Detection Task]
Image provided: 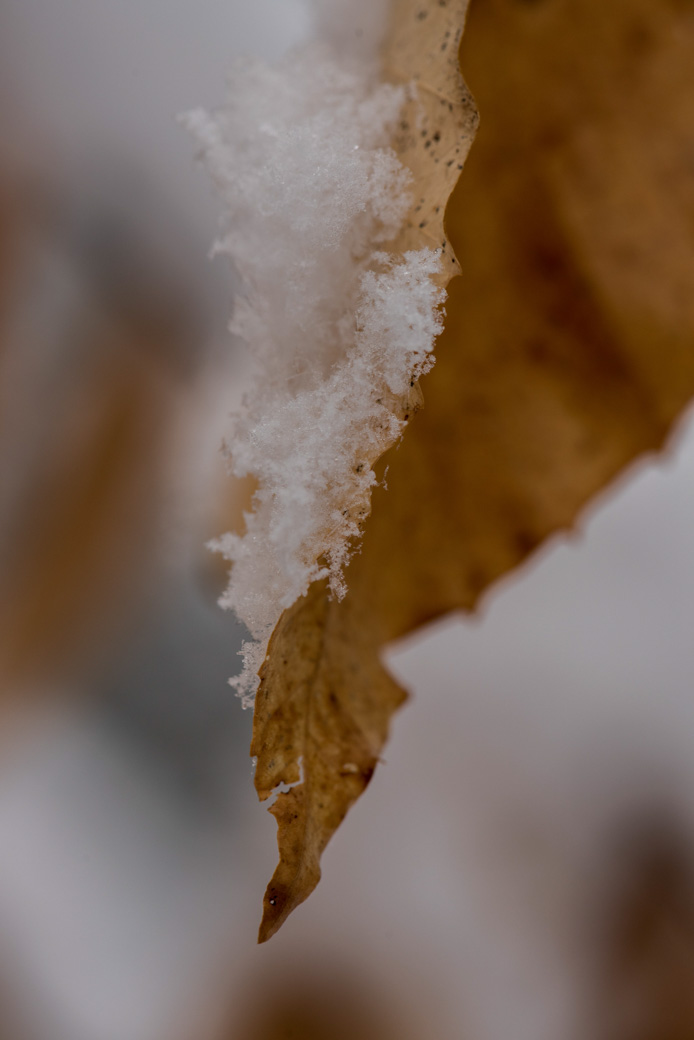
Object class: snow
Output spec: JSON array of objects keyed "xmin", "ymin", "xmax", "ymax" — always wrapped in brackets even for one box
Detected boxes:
[{"xmin": 184, "ymin": 27, "xmax": 445, "ymax": 704}]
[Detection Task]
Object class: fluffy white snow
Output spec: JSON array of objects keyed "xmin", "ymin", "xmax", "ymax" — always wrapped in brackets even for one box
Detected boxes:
[{"xmin": 184, "ymin": 17, "xmax": 445, "ymax": 704}]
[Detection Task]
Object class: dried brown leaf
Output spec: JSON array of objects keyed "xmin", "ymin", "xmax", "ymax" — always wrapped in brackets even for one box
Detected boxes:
[{"xmin": 254, "ymin": 0, "xmax": 694, "ymax": 942}]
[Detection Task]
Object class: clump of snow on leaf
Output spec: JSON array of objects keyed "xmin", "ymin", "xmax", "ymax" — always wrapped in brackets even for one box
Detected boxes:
[{"xmin": 184, "ymin": 43, "xmax": 444, "ymax": 706}]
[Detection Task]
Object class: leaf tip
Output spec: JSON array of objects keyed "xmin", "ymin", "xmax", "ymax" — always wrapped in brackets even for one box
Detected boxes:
[
  {"xmin": 256, "ymin": 867, "xmax": 318, "ymax": 944},
  {"xmin": 257, "ymin": 887, "xmax": 286, "ymax": 944}
]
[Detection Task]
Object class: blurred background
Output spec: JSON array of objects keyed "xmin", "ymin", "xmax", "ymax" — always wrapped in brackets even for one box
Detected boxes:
[{"xmin": 2, "ymin": 2, "xmax": 694, "ymax": 1039}]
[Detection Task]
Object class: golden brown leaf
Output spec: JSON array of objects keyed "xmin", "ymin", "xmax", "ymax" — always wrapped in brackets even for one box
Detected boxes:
[
  {"xmin": 252, "ymin": 0, "xmax": 476, "ymax": 944},
  {"xmin": 254, "ymin": 0, "xmax": 694, "ymax": 942}
]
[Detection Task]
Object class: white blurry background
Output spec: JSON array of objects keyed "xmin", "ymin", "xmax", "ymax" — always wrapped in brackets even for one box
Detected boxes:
[{"xmin": 1, "ymin": 2, "xmax": 694, "ymax": 1039}]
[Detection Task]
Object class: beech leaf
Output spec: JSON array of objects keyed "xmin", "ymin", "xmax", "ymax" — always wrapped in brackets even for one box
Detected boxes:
[{"xmin": 253, "ymin": 0, "xmax": 694, "ymax": 942}]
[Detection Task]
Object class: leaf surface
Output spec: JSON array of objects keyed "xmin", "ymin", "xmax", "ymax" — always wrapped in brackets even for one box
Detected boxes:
[{"xmin": 254, "ymin": 0, "xmax": 694, "ymax": 941}]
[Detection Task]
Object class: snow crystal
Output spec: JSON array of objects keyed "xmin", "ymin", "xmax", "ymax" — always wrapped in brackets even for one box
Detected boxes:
[{"xmin": 183, "ymin": 28, "xmax": 445, "ymax": 706}]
